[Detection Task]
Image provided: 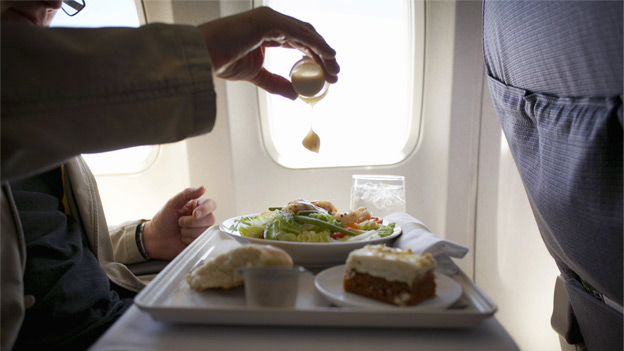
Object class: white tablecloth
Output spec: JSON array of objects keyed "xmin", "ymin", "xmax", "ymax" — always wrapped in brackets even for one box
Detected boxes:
[{"xmin": 89, "ymin": 305, "xmax": 518, "ymax": 351}]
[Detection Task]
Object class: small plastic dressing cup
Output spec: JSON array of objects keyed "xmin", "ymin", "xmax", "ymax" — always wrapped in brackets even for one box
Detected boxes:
[{"xmin": 239, "ymin": 266, "xmax": 308, "ymax": 307}]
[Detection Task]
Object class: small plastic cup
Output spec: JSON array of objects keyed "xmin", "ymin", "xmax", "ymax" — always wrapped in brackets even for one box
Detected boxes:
[
  {"xmin": 239, "ymin": 266, "xmax": 308, "ymax": 308},
  {"xmin": 289, "ymin": 56, "xmax": 329, "ymax": 105}
]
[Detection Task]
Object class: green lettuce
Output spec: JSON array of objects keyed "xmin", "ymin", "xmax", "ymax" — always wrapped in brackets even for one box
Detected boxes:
[{"xmin": 236, "ymin": 209, "xmax": 396, "ymax": 242}]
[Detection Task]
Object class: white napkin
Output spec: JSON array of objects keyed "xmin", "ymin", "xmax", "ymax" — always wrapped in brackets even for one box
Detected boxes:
[{"xmin": 384, "ymin": 212, "xmax": 468, "ymax": 276}]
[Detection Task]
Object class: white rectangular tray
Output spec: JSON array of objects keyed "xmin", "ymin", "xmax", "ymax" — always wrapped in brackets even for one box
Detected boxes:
[{"xmin": 135, "ymin": 227, "xmax": 497, "ymax": 329}]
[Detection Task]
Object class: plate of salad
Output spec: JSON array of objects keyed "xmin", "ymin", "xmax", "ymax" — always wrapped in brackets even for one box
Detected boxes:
[{"xmin": 218, "ymin": 199, "xmax": 402, "ymax": 266}]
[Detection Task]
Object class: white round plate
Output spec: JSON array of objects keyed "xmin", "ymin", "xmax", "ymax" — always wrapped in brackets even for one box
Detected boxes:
[
  {"xmin": 219, "ymin": 214, "xmax": 402, "ymax": 267},
  {"xmin": 314, "ymin": 265, "xmax": 462, "ymax": 309}
]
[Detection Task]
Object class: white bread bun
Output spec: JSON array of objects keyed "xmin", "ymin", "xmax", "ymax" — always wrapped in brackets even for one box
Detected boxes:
[{"xmin": 186, "ymin": 244, "xmax": 293, "ymax": 290}]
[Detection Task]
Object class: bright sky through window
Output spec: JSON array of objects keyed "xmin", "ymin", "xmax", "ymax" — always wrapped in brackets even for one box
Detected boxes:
[{"xmin": 51, "ymin": 0, "xmax": 140, "ymax": 28}]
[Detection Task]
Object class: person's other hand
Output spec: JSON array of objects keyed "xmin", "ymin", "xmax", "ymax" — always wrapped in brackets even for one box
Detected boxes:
[
  {"xmin": 197, "ymin": 6, "xmax": 340, "ymax": 100},
  {"xmin": 142, "ymin": 186, "xmax": 217, "ymax": 260}
]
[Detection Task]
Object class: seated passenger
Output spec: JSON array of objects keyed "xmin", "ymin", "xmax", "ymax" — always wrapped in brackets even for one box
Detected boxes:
[{"xmin": 1, "ymin": 1, "xmax": 339, "ymax": 349}]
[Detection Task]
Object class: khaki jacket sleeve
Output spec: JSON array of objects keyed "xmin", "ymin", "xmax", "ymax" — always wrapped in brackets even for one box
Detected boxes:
[
  {"xmin": 1, "ymin": 23, "xmax": 217, "ymax": 182},
  {"xmin": 109, "ymin": 220, "xmax": 146, "ymax": 265}
]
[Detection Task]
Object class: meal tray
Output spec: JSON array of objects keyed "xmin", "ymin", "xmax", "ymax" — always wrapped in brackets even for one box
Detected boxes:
[{"xmin": 135, "ymin": 227, "xmax": 497, "ymax": 329}]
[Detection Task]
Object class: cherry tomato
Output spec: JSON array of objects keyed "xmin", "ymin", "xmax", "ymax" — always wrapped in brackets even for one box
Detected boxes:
[
  {"xmin": 331, "ymin": 232, "xmax": 346, "ymax": 240},
  {"xmin": 370, "ymin": 216, "xmax": 383, "ymax": 224}
]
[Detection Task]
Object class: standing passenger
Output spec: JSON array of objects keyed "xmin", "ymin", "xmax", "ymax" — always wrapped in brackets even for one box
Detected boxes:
[{"xmin": 483, "ymin": 1, "xmax": 622, "ymax": 350}]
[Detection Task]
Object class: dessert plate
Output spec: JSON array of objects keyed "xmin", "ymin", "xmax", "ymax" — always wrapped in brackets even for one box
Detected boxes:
[{"xmin": 314, "ymin": 265, "xmax": 462, "ymax": 309}]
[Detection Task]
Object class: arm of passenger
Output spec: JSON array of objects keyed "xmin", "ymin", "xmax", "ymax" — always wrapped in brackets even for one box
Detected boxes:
[
  {"xmin": 1, "ymin": 23, "xmax": 216, "ymax": 182},
  {"xmin": 108, "ymin": 186, "xmax": 216, "ymax": 264}
]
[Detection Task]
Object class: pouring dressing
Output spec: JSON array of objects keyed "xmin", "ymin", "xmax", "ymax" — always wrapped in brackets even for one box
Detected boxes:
[{"xmin": 289, "ymin": 57, "xmax": 329, "ymax": 153}]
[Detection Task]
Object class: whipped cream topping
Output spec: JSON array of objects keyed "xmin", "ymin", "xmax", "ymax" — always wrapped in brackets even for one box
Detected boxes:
[{"xmin": 345, "ymin": 244, "xmax": 437, "ymax": 283}]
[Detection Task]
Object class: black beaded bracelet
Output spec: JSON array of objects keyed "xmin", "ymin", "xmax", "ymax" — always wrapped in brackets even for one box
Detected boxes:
[{"xmin": 135, "ymin": 220, "xmax": 151, "ymax": 260}]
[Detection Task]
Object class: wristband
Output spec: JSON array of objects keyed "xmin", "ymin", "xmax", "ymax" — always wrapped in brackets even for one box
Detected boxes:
[{"xmin": 135, "ymin": 220, "xmax": 151, "ymax": 260}]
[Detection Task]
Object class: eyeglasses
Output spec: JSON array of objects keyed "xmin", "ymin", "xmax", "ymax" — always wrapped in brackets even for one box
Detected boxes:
[{"xmin": 62, "ymin": 0, "xmax": 86, "ymax": 17}]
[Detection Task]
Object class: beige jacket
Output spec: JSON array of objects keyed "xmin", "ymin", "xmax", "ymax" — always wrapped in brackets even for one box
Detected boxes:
[{"xmin": 1, "ymin": 23, "xmax": 216, "ymax": 349}]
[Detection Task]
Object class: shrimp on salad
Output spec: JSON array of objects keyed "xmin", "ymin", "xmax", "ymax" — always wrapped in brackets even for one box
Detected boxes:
[
  {"xmin": 233, "ymin": 199, "xmax": 395, "ymax": 243},
  {"xmin": 333, "ymin": 208, "xmax": 372, "ymax": 226}
]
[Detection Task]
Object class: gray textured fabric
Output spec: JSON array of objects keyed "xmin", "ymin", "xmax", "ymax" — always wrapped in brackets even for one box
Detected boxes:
[
  {"xmin": 483, "ymin": 0, "xmax": 622, "ymax": 97},
  {"xmin": 483, "ymin": 1, "xmax": 622, "ymax": 350}
]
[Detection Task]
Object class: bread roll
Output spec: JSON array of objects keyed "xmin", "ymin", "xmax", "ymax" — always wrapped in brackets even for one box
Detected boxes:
[{"xmin": 186, "ymin": 244, "xmax": 293, "ymax": 290}]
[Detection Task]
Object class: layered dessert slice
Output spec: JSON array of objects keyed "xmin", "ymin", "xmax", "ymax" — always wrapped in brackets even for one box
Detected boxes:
[{"xmin": 343, "ymin": 244, "xmax": 437, "ymax": 306}]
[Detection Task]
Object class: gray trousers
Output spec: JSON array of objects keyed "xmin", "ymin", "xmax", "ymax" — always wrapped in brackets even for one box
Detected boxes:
[{"xmin": 483, "ymin": 1, "xmax": 623, "ymax": 350}]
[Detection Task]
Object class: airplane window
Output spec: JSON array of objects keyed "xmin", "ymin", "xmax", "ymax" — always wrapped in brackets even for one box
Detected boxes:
[
  {"xmin": 51, "ymin": 0, "xmax": 141, "ymax": 28},
  {"xmin": 51, "ymin": 0, "xmax": 155, "ymax": 175},
  {"xmin": 256, "ymin": 0, "xmax": 424, "ymax": 168},
  {"xmin": 80, "ymin": 146, "xmax": 159, "ymax": 175}
]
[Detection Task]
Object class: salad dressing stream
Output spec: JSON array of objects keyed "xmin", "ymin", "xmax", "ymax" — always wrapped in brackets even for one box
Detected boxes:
[{"xmin": 289, "ymin": 57, "xmax": 329, "ymax": 153}]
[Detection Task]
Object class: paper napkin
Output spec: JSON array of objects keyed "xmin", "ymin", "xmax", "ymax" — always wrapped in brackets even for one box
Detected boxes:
[{"xmin": 384, "ymin": 212, "xmax": 469, "ymax": 275}]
